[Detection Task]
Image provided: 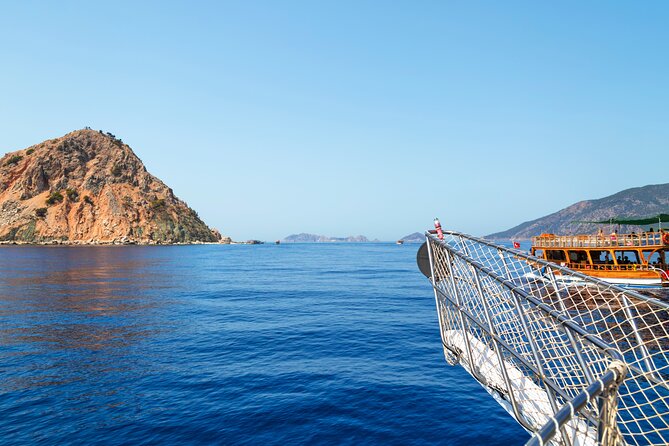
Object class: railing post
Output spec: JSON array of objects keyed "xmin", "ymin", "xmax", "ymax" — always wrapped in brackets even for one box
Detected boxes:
[
  {"xmin": 597, "ymin": 360, "xmax": 627, "ymax": 446},
  {"xmin": 495, "ymin": 267, "xmax": 572, "ymax": 445},
  {"xmin": 544, "ymin": 267, "xmax": 596, "ymax": 385},
  {"xmin": 441, "ymin": 245, "xmax": 486, "ymax": 384},
  {"xmin": 426, "ymin": 237, "xmax": 450, "ymax": 358},
  {"xmin": 469, "ymin": 264, "xmax": 530, "ymax": 431},
  {"xmin": 621, "ymin": 294, "xmax": 659, "ymax": 381}
]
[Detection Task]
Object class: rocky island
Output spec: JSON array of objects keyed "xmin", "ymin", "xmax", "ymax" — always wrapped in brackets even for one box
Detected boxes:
[
  {"xmin": 0, "ymin": 129, "xmax": 225, "ymax": 244},
  {"xmin": 398, "ymin": 232, "xmax": 425, "ymax": 243},
  {"xmin": 282, "ymin": 233, "xmax": 371, "ymax": 243}
]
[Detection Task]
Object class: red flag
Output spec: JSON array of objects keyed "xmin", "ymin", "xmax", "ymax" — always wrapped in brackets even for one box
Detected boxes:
[{"xmin": 513, "ymin": 241, "xmax": 521, "ymax": 249}]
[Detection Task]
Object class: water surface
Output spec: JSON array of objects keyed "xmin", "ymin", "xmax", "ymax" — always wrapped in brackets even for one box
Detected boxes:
[{"xmin": 0, "ymin": 244, "xmax": 527, "ymax": 445}]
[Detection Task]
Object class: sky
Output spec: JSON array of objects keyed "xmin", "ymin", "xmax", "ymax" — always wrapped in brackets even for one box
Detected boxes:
[{"xmin": 0, "ymin": 1, "xmax": 667, "ymax": 241}]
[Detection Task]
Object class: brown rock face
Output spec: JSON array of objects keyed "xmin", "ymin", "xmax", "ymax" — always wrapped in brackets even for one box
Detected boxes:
[{"xmin": 0, "ymin": 129, "xmax": 220, "ymax": 244}]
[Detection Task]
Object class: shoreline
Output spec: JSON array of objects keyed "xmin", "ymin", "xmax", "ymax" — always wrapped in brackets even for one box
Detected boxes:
[
  {"xmin": 0, "ymin": 240, "xmax": 426, "ymax": 246},
  {"xmin": 0, "ymin": 240, "xmax": 261, "ymax": 246}
]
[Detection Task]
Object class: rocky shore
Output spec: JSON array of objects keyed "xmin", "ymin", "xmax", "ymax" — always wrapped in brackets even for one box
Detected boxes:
[
  {"xmin": 0, "ymin": 237, "xmax": 233, "ymax": 246},
  {"xmin": 0, "ymin": 236, "xmax": 273, "ymax": 246}
]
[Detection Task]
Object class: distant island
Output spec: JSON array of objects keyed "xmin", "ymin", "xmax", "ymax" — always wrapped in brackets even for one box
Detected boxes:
[
  {"xmin": 487, "ymin": 183, "xmax": 669, "ymax": 240},
  {"xmin": 282, "ymin": 233, "xmax": 373, "ymax": 243},
  {"xmin": 399, "ymin": 232, "xmax": 425, "ymax": 243},
  {"xmin": 282, "ymin": 232, "xmax": 426, "ymax": 243},
  {"xmin": 0, "ymin": 129, "xmax": 228, "ymax": 245}
]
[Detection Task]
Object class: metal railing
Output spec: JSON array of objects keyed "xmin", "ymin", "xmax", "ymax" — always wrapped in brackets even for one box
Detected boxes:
[
  {"xmin": 420, "ymin": 231, "xmax": 669, "ymax": 445},
  {"xmin": 532, "ymin": 232, "xmax": 668, "ymax": 249}
]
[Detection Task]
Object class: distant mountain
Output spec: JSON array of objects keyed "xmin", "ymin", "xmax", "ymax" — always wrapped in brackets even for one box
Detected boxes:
[
  {"xmin": 283, "ymin": 233, "xmax": 370, "ymax": 243},
  {"xmin": 399, "ymin": 232, "xmax": 425, "ymax": 243},
  {"xmin": 487, "ymin": 183, "xmax": 669, "ymax": 240}
]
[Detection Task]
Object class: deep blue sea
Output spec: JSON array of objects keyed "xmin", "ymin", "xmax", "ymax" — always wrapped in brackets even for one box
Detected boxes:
[{"xmin": 0, "ymin": 243, "xmax": 527, "ymax": 445}]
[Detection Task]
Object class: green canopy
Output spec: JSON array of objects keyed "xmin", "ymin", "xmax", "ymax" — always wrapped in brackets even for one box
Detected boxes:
[{"xmin": 574, "ymin": 214, "xmax": 669, "ymax": 226}]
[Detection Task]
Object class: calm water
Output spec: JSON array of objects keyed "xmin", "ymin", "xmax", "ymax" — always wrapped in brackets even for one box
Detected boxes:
[{"xmin": 0, "ymin": 244, "xmax": 526, "ymax": 445}]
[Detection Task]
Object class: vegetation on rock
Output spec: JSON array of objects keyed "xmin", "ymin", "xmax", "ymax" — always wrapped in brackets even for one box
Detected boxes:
[
  {"xmin": 5, "ymin": 155, "xmax": 22, "ymax": 166},
  {"xmin": 150, "ymin": 198, "xmax": 166, "ymax": 210},
  {"xmin": 45, "ymin": 191, "xmax": 64, "ymax": 205},
  {"xmin": 66, "ymin": 189, "xmax": 79, "ymax": 201}
]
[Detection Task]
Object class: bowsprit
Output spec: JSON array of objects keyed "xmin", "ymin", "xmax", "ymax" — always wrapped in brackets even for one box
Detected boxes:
[{"xmin": 418, "ymin": 227, "xmax": 669, "ymax": 446}]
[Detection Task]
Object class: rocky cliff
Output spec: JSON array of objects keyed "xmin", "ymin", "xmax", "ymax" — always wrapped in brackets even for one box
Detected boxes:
[
  {"xmin": 0, "ymin": 129, "xmax": 221, "ymax": 244},
  {"xmin": 487, "ymin": 183, "xmax": 669, "ymax": 240}
]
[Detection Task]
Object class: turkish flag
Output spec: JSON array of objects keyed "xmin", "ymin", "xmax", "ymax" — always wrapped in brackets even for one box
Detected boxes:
[{"xmin": 513, "ymin": 241, "xmax": 521, "ymax": 249}]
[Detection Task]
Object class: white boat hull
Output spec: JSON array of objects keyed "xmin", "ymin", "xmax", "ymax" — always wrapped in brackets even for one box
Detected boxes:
[
  {"xmin": 524, "ymin": 271, "xmax": 665, "ymax": 289},
  {"xmin": 442, "ymin": 329, "xmax": 597, "ymax": 445}
]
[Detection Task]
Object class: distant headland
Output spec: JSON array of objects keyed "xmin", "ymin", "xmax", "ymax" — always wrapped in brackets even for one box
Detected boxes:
[
  {"xmin": 282, "ymin": 233, "xmax": 376, "ymax": 243},
  {"xmin": 487, "ymin": 183, "xmax": 669, "ymax": 240},
  {"xmin": 398, "ymin": 232, "xmax": 425, "ymax": 243},
  {"xmin": 0, "ymin": 129, "xmax": 229, "ymax": 245},
  {"xmin": 281, "ymin": 232, "xmax": 426, "ymax": 243}
]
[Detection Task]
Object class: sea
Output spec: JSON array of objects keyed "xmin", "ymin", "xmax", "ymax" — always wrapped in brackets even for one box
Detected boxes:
[{"xmin": 0, "ymin": 243, "xmax": 527, "ymax": 445}]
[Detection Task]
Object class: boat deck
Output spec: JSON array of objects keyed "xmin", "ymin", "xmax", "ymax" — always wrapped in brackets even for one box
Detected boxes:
[{"xmin": 533, "ymin": 231, "xmax": 668, "ymax": 249}]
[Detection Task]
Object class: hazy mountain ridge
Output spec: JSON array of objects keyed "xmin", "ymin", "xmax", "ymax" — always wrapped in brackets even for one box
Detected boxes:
[
  {"xmin": 0, "ymin": 129, "xmax": 222, "ymax": 244},
  {"xmin": 487, "ymin": 183, "xmax": 669, "ymax": 240},
  {"xmin": 283, "ymin": 233, "xmax": 371, "ymax": 243},
  {"xmin": 399, "ymin": 232, "xmax": 425, "ymax": 243}
]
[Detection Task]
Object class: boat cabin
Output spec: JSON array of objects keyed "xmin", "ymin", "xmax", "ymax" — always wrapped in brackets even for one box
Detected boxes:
[{"xmin": 531, "ymin": 230, "xmax": 669, "ymax": 287}]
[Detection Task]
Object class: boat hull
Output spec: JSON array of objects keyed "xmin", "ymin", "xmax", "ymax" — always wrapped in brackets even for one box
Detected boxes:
[{"xmin": 525, "ymin": 271, "xmax": 666, "ymax": 289}]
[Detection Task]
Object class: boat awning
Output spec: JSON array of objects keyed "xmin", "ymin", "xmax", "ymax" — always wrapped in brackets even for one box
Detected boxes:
[{"xmin": 573, "ymin": 214, "xmax": 669, "ymax": 226}]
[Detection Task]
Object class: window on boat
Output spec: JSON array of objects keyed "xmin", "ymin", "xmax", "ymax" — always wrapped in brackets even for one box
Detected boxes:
[
  {"xmin": 613, "ymin": 250, "xmax": 640, "ymax": 265},
  {"xmin": 533, "ymin": 249, "xmax": 544, "ymax": 259},
  {"xmin": 647, "ymin": 250, "xmax": 668, "ymax": 267},
  {"xmin": 546, "ymin": 250, "xmax": 566, "ymax": 261},
  {"xmin": 568, "ymin": 250, "xmax": 589, "ymax": 264},
  {"xmin": 643, "ymin": 250, "xmax": 662, "ymax": 266},
  {"xmin": 591, "ymin": 250, "xmax": 613, "ymax": 264}
]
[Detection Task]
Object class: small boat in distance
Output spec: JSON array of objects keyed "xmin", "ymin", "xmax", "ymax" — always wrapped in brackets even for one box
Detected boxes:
[
  {"xmin": 396, "ymin": 239, "xmax": 404, "ymax": 245},
  {"xmin": 530, "ymin": 224, "xmax": 669, "ymax": 288}
]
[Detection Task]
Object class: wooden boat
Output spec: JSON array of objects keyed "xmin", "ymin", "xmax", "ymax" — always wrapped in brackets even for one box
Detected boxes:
[{"xmin": 531, "ymin": 229, "xmax": 669, "ymax": 288}]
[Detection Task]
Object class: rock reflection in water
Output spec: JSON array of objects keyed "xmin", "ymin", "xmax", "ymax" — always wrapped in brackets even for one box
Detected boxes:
[{"xmin": 0, "ymin": 246, "xmax": 180, "ymax": 434}]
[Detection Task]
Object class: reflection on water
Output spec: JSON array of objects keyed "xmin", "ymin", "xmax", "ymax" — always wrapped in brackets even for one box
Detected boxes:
[{"xmin": 0, "ymin": 247, "xmax": 181, "ymax": 439}]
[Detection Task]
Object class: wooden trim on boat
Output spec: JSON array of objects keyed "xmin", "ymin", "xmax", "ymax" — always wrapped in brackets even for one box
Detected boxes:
[{"xmin": 531, "ymin": 230, "xmax": 669, "ymax": 287}]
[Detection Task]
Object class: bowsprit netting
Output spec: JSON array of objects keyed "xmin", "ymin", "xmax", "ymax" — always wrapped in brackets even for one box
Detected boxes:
[{"xmin": 421, "ymin": 231, "xmax": 669, "ymax": 446}]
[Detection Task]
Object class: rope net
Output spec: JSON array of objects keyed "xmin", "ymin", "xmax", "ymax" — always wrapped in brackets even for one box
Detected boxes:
[{"xmin": 426, "ymin": 232, "xmax": 669, "ymax": 446}]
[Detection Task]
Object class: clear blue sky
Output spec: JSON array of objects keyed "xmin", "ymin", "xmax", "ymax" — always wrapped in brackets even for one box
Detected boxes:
[{"xmin": 1, "ymin": 1, "xmax": 667, "ymax": 241}]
